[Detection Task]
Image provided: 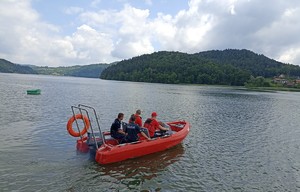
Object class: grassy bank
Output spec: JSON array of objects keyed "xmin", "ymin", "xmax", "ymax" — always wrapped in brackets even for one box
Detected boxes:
[{"xmin": 245, "ymin": 86, "xmax": 300, "ymax": 92}]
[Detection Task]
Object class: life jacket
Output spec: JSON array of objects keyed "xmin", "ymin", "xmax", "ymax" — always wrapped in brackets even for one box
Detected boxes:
[
  {"xmin": 143, "ymin": 118, "xmax": 156, "ymax": 137},
  {"xmin": 134, "ymin": 114, "xmax": 142, "ymax": 127}
]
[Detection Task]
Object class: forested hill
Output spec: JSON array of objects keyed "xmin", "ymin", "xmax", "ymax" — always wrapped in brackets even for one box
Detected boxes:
[
  {"xmin": 0, "ymin": 59, "xmax": 36, "ymax": 74},
  {"xmin": 31, "ymin": 64, "xmax": 109, "ymax": 78},
  {"xmin": 0, "ymin": 58, "xmax": 109, "ymax": 78},
  {"xmin": 194, "ymin": 49, "xmax": 298, "ymax": 77},
  {"xmin": 100, "ymin": 49, "xmax": 300, "ymax": 86}
]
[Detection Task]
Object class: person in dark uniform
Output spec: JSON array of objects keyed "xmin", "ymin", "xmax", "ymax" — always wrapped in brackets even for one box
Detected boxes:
[
  {"xmin": 110, "ymin": 113, "xmax": 127, "ymax": 143},
  {"xmin": 126, "ymin": 114, "xmax": 151, "ymax": 142}
]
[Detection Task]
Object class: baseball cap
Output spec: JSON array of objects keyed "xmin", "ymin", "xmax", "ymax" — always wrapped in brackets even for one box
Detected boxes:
[{"xmin": 151, "ymin": 112, "xmax": 157, "ymax": 117}]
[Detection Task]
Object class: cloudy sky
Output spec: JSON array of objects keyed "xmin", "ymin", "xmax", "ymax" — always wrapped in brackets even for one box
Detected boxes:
[{"xmin": 1, "ymin": 0, "xmax": 300, "ymax": 67}]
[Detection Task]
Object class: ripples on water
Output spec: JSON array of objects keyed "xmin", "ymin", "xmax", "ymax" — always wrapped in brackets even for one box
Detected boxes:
[{"xmin": 1, "ymin": 73, "xmax": 300, "ymax": 191}]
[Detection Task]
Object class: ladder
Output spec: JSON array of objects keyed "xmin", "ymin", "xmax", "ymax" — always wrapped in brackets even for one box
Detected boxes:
[{"xmin": 71, "ymin": 104, "xmax": 106, "ymax": 150}]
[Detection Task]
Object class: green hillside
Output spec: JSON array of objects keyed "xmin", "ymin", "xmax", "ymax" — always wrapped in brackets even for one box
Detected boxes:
[
  {"xmin": 0, "ymin": 59, "xmax": 37, "ymax": 74},
  {"xmin": 32, "ymin": 64, "xmax": 109, "ymax": 78},
  {"xmin": 0, "ymin": 58, "xmax": 109, "ymax": 78},
  {"xmin": 194, "ymin": 49, "xmax": 299, "ymax": 77},
  {"xmin": 100, "ymin": 49, "xmax": 300, "ymax": 86}
]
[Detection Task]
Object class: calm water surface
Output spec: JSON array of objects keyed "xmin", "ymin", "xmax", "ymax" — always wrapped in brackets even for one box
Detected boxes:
[{"xmin": 0, "ymin": 73, "xmax": 300, "ymax": 191}]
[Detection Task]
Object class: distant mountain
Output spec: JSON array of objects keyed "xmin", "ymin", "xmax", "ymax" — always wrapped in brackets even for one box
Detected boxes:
[
  {"xmin": 0, "ymin": 58, "xmax": 110, "ymax": 78},
  {"xmin": 0, "ymin": 59, "xmax": 37, "ymax": 74},
  {"xmin": 100, "ymin": 49, "xmax": 300, "ymax": 86},
  {"xmin": 31, "ymin": 64, "xmax": 109, "ymax": 78}
]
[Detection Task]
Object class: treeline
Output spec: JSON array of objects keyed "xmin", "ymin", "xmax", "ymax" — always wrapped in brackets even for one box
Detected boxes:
[
  {"xmin": 0, "ymin": 59, "xmax": 36, "ymax": 74},
  {"xmin": 0, "ymin": 58, "xmax": 109, "ymax": 78},
  {"xmin": 100, "ymin": 49, "xmax": 300, "ymax": 86},
  {"xmin": 32, "ymin": 64, "xmax": 109, "ymax": 78},
  {"xmin": 194, "ymin": 50, "xmax": 300, "ymax": 77},
  {"xmin": 2, "ymin": 49, "xmax": 300, "ymax": 84}
]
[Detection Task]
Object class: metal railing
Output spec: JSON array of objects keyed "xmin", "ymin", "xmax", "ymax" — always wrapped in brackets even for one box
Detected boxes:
[{"xmin": 71, "ymin": 104, "xmax": 106, "ymax": 150}]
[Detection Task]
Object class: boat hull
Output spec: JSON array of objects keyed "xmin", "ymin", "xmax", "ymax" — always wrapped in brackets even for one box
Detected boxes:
[
  {"xmin": 27, "ymin": 89, "xmax": 41, "ymax": 95},
  {"xmin": 95, "ymin": 121, "xmax": 190, "ymax": 164}
]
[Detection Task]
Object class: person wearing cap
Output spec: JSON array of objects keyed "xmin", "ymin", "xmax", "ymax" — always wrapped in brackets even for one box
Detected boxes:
[
  {"xmin": 125, "ymin": 114, "xmax": 151, "ymax": 142},
  {"xmin": 110, "ymin": 113, "xmax": 127, "ymax": 143},
  {"xmin": 143, "ymin": 112, "xmax": 169, "ymax": 138},
  {"xmin": 134, "ymin": 109, "xmax": 143, "ymax": 127}
]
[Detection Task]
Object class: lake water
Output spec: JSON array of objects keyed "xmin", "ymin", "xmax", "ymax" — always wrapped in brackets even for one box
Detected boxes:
[{"xmin": 1, "ymin": 73, "xmax": 300, "ymax": 192}]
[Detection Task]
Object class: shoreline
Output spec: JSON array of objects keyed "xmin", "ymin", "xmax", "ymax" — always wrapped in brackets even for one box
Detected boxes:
[{"xmin": 243, "ymin": 86, "xmax": 300, "ymax": 92}]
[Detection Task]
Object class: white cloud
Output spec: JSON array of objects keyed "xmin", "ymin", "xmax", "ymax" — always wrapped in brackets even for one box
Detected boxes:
[
  {"xmin": 253, "ymin": 6, "xmax": 300, "ymax": 64},
  {"xmin": 65, "ymin": 25, "xmax": 115, "ymax": 62},
  {"xmin": 0, "ymin": 0, "xmax": 61, "ymax": 65},
  {"xmin": 1, "ymin": 0, "xmax": 300, "ymax": 66},
  {"xmin": 111, "ymin": 5, "xmax": 154, "ymax": 57},
  {"xmin": 150, "ymin": 14, "xmax": 176, "ymax": 50},
  {"xmin": 80, "ymin": 4, "xmax": 154, "ymax": 59},
  {"xmin": 42, "ymin": 24, "xmax": 115, "ymax": 66},
  {"xmin": 279, "ymin": 48, "xmax": 300, "ymax": 64},
  {"xmin": 0, "ymin": 0, "xmax": 115, "ymax": 66},
  {"xmin": 180, "ymin": 0, "xmax": 300, "ymax": 65}
]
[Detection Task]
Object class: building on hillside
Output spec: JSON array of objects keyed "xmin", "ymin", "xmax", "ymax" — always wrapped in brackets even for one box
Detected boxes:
[
  {"xmin": 273, "ymin": 74, "xmax": 300, "ymax": 87},
  {"xmin": 272, "ymin": 77, "xmax": 287, "ymax": 84},
  {"xmin": 294, "ymin": 79, "xmax": 300, "ymax": 84}
]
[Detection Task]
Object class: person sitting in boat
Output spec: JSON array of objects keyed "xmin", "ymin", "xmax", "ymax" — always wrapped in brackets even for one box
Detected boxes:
[
  {"xmin": 110, "ymin": 113, "xmax": 127, "ymax": 143},
  {"xmin": 125, "ymin": 115, "xmax": 151, "ymax": 142},
  {"xmin": 134, "ymin": 109, "xmax": 143, "ymax": 127},
  {"xmin": 143, "ymin": 112, "xmax": 169, "ymax": 138}
]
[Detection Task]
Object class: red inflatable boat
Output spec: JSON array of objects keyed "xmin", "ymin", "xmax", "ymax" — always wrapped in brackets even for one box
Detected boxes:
[{"xmin": 67, "ymin": 105, "xmax": 190, "ymax": 165}]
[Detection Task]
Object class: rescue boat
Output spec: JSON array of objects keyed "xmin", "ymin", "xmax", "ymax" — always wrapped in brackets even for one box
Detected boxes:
[{"xmin": 67, "ymin": 104, "xmax": 190, "ymax": 165}]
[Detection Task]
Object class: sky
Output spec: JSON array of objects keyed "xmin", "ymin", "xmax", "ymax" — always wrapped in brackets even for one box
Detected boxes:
[{"xmin": 1, "ymin": 0, "xmax": 300, "ymax": 67}]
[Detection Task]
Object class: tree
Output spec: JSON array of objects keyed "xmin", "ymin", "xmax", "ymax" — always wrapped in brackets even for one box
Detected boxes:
[{"xmin": 244, "ymin": 76, "xmax": 271, "ymax": 87}]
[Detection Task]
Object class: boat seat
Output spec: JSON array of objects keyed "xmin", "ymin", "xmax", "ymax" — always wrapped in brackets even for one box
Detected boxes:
[
  {"xmin": 166, "ymin": 130, "xmax": 174, "ymax": 135},
  {"xmin": 153, "ymin": 129, "xmax": 173, "ymax": 138},
  {"xmin": 104, "ymin": 134, "xmax": 121, "ymax": 145},
  {"xmin": 140, "ymin": 127, "xmax": 150, "ymax": 138}
]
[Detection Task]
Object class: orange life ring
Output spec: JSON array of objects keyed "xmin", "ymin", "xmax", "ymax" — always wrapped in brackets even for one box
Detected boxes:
[{"xmin": 67, "ymin": 114, "xmax": 90, "ymax": 137}]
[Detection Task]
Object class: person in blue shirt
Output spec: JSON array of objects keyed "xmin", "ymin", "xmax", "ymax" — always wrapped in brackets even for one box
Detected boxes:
[
  {"xmin": 110, "ymin": 113, "xmax": 127, "ymax": 143},
  {"xmin": 126, "ymin": 114, "xmax": 151, "ymax": 142}
]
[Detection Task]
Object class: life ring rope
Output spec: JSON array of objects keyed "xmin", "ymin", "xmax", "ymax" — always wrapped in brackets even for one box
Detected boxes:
[{"xmin": 67, "ymin": 114, "xmax": 90, "ymax": 137}]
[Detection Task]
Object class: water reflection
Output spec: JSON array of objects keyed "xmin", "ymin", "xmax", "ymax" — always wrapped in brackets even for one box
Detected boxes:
[{"xmin": 91, "ymin": 144, "xmax": 184, "ymax": 189}]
